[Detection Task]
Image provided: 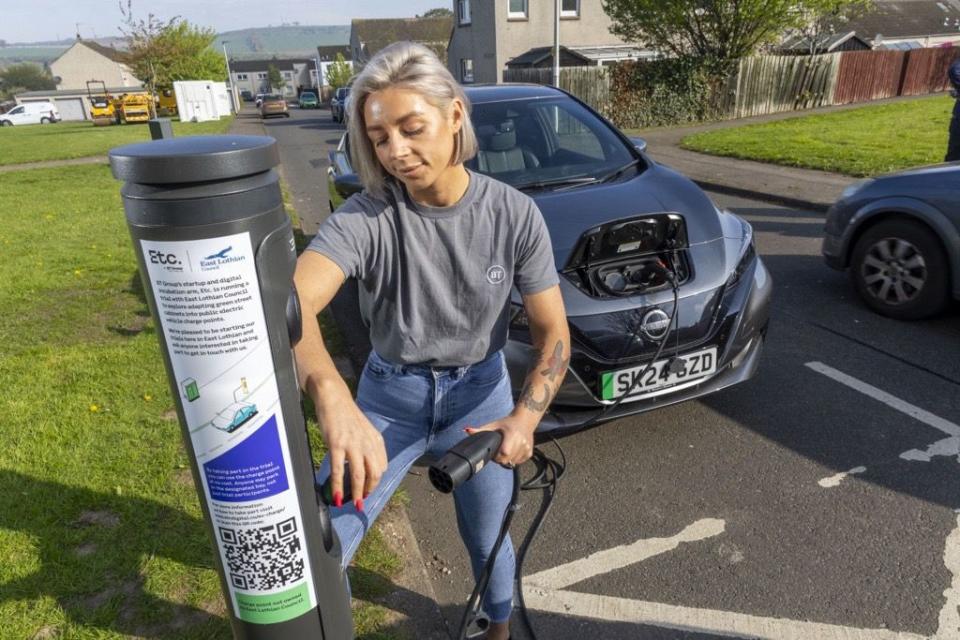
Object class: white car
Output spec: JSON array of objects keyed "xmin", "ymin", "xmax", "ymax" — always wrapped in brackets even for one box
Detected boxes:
[{"xmin": 0, "ymin": 101, "xmax": 61, "ymax": 126}]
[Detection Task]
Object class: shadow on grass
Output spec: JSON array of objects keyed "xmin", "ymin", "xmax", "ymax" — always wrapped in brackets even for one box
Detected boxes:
[
  {"xmin": 106, "ymin": 271, "xmax": 154, "ymax": 339},
  {"xmin": 0, "ymin": 469, "xmax": 227, "ymax": 638}
]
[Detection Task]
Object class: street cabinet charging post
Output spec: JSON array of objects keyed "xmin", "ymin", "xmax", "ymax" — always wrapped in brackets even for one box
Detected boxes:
[{"xmin": 110, "ymin": 135, "xmax": 353, "ymax": 639}]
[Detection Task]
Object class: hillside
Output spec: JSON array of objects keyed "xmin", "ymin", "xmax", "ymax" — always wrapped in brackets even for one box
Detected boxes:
[
  {"xmin": 220, "ymin": 25, "xmax": 350, "ymax": 58},
  {"xmin": 0, "ymin": 26, "xmax": 350, "ymax": 66}
]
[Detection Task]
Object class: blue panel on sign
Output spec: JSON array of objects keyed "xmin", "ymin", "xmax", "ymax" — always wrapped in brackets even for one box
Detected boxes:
[{"xmin": 204, "ymin": 415, "xmax": 289, "ymax": 502}]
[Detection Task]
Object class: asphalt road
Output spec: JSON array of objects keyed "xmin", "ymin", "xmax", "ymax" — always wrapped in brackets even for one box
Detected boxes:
[{"xmin": 265, "ymin": 106, "xmax": 960, "ymax": 639}]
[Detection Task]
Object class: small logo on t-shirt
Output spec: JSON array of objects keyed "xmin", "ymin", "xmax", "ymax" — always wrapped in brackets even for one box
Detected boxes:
[{"xmin": 486, "ymin": 265, "xmax": 506, "ymax": 284}]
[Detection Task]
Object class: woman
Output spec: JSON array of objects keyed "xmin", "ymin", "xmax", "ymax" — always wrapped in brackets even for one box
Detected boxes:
[{"xmin": 293, "ymin": 41, "xmax": 570, "ymax": 639}]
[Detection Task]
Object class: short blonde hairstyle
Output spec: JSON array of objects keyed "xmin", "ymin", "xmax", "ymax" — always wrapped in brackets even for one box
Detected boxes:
[{"xmin": 346, "ymin": 41, "xmax": 478, "ymax": 198}]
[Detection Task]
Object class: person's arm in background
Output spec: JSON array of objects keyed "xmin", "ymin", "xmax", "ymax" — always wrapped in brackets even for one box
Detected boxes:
[
  {"xmin": 293, "ymin": 251, "xmax": 387, "ymax": 511},
  {"xmin": 949, "ymin": 59, "xmax": 960, "ymax": 97}
]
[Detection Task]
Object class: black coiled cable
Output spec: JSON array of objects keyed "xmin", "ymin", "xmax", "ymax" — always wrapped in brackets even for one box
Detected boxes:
[{"xmin": 459, "ymin": 267, "xmax": 680, "ymax": 639}]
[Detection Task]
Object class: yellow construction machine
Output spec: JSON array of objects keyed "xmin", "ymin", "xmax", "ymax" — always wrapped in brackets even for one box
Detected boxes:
[
  {"xmin": 155, "ymin": 86, "xmax": 178, "ymax": 117},
  {"xmin": 114, "ymin": 93, "xmax": 154, "ymax": 123},
  {"xmin": 86, "ymin": 80, "xmax": 117, "ymax": 126}
]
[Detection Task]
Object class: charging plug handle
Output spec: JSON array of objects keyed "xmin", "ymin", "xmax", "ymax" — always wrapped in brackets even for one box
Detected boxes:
[{"xmin": 429, "ymin": 431, "xmax": 503, "ymax": 493}]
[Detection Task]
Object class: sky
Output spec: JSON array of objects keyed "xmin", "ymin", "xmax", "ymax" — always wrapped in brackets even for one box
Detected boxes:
[{"xmin": 3, "ymin": 0, "xmax": 449, "ymax": 43}]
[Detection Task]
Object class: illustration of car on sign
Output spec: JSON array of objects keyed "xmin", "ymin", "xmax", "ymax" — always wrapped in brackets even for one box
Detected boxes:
[{"xmin": 211, "ymin": 402, "xmax": 258, "ymax": 432}]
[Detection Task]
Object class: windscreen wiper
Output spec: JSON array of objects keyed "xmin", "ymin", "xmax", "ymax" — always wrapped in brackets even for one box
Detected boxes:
[
  {"xmin": 514, "ymin": 176, "xmax": 598, "ymax": 192},
  {"xmin": 517, "ymin": 160, "xmax": 640, "ymax": 191}
]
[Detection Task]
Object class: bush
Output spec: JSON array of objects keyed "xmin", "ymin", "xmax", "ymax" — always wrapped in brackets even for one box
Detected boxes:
[{"xmin": 607, "ymin": 56, "xmax": 735, "ymax": 129}]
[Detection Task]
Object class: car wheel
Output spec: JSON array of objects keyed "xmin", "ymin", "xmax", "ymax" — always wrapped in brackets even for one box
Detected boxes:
[
  {"xmin": 40, "ymin": 117, "xmax": 51, "ymax": 124},
  {"xmin": 849, "ymin": 219, "xmax": 949, "ymax": 320},
  {"xmin": 0, "ymin": 120, "xmax": 11, "ymax": 126}
]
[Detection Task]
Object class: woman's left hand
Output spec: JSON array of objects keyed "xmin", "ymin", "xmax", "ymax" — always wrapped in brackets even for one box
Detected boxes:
[{"xmin": 465, "ymin": 416, "xmax": 536, "ymax": 469}]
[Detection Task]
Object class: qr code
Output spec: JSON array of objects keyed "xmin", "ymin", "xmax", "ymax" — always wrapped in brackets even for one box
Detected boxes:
[{"xmin": 219, "ymin": 517, "xmax": 305, "ymax": 591}]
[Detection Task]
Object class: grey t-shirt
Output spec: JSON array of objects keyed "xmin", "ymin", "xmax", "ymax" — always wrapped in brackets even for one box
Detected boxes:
[{"xmin": 308, "ymin": 170, "xmax": 558, "ymax": 366}]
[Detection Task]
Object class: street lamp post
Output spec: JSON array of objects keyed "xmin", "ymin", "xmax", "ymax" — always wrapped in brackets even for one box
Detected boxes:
[
  {"xmin": 221, "ymin": 41, "xmax": 239, "ymax": 113},
  {"xmin": 553, "ymin": 0, "xmax": 560, "ymax": 88}
]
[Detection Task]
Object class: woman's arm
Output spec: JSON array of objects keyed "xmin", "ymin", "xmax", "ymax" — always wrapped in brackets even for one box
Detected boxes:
[
  {"xmin": 293, "ymin": 251, "xmax": 387, "ymax": 510},
  {"xmin": 511, "ymin": 285, "xmax": 570, "ymax": 431},
  {"xmin": 468, "ymin": 284, "xmax": 569, "ymax": 467}
]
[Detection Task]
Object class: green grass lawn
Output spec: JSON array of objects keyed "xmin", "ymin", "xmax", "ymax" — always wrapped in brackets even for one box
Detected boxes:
[
  {"xmin": 679, "ymin": 95, "xmax": 953, "ymax": 177},
  {"xmin": 0, "ymin": 164, "xmax": 403, "ymax": 639},
  {"xmin": 0, "ymin": 118, "xmax": 235, "ymax": 166}
]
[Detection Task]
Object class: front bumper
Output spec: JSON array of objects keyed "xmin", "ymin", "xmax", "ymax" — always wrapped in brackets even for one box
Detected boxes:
[{"xmin": 505, "ymin": 254, "xmax": 772, "ymax": 435}]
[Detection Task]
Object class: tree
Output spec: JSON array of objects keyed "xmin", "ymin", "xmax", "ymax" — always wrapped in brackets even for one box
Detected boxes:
[
  {"xmin": 786, "ymin": 0, "xmax": 874, "ymax": 56},
  {"xmin": 0, "ymin": 62, "xmax": 56, "ymax": 100},
  {"xmin": 419, "ymin": 7, "xmax": 453, "ymax": 18},
  {"xmin": 602, "ymin": 0, "xmax": 869, "ymax": 61},
  {"xmin": 119, "ymin": 0, "xmax": 226, "ymax": 91},
  {"xmin": 267, "ymin": 64, "xmax": 285, "ymax": 92},
  {"xmin": 325, "ymin": 53, "xmax": 352, "ymax": 89}
]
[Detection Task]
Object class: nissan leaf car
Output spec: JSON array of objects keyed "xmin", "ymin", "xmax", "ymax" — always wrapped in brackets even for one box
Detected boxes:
[{"xmin": 326, "ymin": 84, "xmax": 771, "ymax": 434}]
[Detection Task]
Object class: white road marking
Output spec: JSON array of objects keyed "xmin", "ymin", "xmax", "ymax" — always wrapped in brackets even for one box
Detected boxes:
[
  {"xmin": 902, "ymin": 437, "xmax": 960, "ymax": 465},
  {"xmin": 936, "ymin": 515, "xmax": 960, "ymax": 639},
  {"xmin": 804, "ymin": 362, "xmax": 960, "ymax": 439},
  {"xmin": 805, "ymin": 362, "xmax": 960, "ymax": 465},
  {"xmin": 818, "ymin": 466, "xmax": 867, "ymax": 488},
  {"xmin": 522, "ymin": 587, "xmax": 927, "ymax": 640},
  {"xmin": 524, "ymin": 518, "xmax": 725, "ymax": 591}
]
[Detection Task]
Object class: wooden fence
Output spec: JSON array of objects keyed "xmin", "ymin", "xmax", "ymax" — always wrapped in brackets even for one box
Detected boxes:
[
  {"xmin": 503, "ymin": 66, "xmax": 611, "ymax": 113},
  {"xmin": 508, "ymin": 45, "xmax": 958, "ymax": 125}
]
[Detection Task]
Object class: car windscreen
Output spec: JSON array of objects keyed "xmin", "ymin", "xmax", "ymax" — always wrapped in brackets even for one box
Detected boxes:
[
  {"xmin": 301, "ymin": 92, "xmax": 317, "ymax": 99},
  {"xmin": 263, "ymin": 95, "xmax": 284, "ymax": 102},
  {"xmin": 465, "ymin": 97, "xmax": 636, "ymax": 190}
]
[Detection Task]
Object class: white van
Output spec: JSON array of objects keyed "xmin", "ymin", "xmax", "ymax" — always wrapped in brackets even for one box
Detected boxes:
[{"xmin": 0, "ymin": 101, "xmax": 61, "ymax": 126}]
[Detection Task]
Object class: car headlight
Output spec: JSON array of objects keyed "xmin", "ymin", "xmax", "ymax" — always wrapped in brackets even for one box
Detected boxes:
[
  {"xmin": 840, "ymin": 179, "xmax": 874, "ymax": 201},
  {"xmin": 726, "ymin": 220, "xmax": 756, "ymax": 288}
]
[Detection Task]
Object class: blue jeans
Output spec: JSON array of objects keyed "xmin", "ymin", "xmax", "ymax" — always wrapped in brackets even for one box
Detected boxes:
[{"xmin": 315, "ymin": 349, "xmax": 517, "ymax": 623}]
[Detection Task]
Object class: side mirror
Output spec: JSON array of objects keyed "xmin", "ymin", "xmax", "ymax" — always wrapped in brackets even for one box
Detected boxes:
[
  {"xmin": 629, "ymin": 136, "xmax": 647, "ymax": 154},
  {"xmin": 333, "ymin": 173, "xmax": 363, "ymax": 199}
]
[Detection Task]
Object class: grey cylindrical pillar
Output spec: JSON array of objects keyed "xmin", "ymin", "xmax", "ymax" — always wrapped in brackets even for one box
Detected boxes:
[{"xmin": 109, "ymin": 135, "xmax": 353, "ymax": 639}]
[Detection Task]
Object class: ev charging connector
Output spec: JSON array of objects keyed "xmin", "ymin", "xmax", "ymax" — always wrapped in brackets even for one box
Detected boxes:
[{"xmin": 110, "ymin": 135, "xmax": 353, "ymax": 639}]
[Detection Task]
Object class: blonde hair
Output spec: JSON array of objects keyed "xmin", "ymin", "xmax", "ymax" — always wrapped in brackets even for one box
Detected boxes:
[{"xmin": 346, "ymin": 41, "xmax": 478, "ymax": 198}]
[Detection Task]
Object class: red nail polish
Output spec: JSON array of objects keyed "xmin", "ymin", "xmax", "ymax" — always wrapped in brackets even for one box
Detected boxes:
[
  {"xmin": 333, "ymin": 491, "xmax": 343, "ymax": 508},
  {"xmin": 362, "ymin": 491, "xmax": 370, "ymax": 499},
  {"xmin": 355, "ymin": 498, "xmax": 364, "ymax": 512}
]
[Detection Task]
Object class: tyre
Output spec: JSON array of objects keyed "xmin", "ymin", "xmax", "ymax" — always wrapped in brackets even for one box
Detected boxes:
[
  {"xmin": 40, "ymin": 117, "xmax": 51, "ymax": 124},
  {"xmin": 849, "ymin": 218, "xmax": 949, "ymax": 320},
  {"xmin": 0, "ymin": 120, "xmax": 11, "ymax": 126}
]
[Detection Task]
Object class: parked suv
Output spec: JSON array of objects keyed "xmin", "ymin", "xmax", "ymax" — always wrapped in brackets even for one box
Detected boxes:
[
  {"xmin": 330, "ymin": 87, "xmax": 349, "ymax": 123},
  {"xmin": 0, "ymin": 101, "xmax": 61, "ymax": 126}
]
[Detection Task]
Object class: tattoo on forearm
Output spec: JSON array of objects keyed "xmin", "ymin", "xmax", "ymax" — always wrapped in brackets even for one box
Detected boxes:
[
  {"xmin": 539, "ymin": 340, "xmax": 569, "ymax": 382},
  {"xmin": 519, "ymin": 340, "xmax": 569, "ymax": 413}
]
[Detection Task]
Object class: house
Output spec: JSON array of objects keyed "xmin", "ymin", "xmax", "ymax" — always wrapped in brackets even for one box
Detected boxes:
[
  {"xmin": 844, "ymin": 0, "xmax": 960, "ymax": 49},
  {"xmin": 448, "ymin": 0, "xmax": 649, "ymax": 84},
  {"xmin": 316, "ymin": 45, "xmax": 353, "ymax": 87},
  {"xmin": 228, "ymin": 58, "xmax": 318, "ymax": 99},
  {"xmin": 775, "ymin": 31, "xmax": 873, "ymax": 55},
  {"xmin": 349, "ymin": 17, "xmax": 454, "ymax": 67},
  {"xmin": 49, "ymin": 38, "xmax": 142, "ymax": 90}
]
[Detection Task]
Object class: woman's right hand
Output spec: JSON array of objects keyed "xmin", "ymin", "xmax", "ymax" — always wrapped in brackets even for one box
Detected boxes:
[{"xmin": 317, "ymin": 396, "xmax": 388, "ymax": 511}]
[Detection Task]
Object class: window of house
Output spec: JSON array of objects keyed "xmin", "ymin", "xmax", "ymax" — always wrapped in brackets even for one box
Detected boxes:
[
  {"xmin": 257, "ymin": 72, "xmax": 268, "ymax": 80},
  {"xmin": 458, "ymin": 0, "xmax": 471, "ymax": 24},
  {"xmin": 283, "ymin": 71, "xmax": 292, "ymax": 78},
  {"xmin": 561, "ymin": 0, "xmax": 580, "ymax": 17},
  {"xmin": 237, "ymin": 73, "xmax": 248, "ymax": 80},
  {"xmin": 461, "ymin": 58, "xmax": 475, "ymax": 83},
  {"xmin": 508, "ymin": 0, "xmax": 527, "ymax": 19}
]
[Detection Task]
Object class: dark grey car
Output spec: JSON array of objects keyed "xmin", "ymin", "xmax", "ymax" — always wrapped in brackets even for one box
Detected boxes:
[
  {"xmin": 327, "ymin": 84, "xmax": 771, "ymax": 434},
  {"xmin": 823, "ymin": 163, "xmax": 960, "ymax": 320}
]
